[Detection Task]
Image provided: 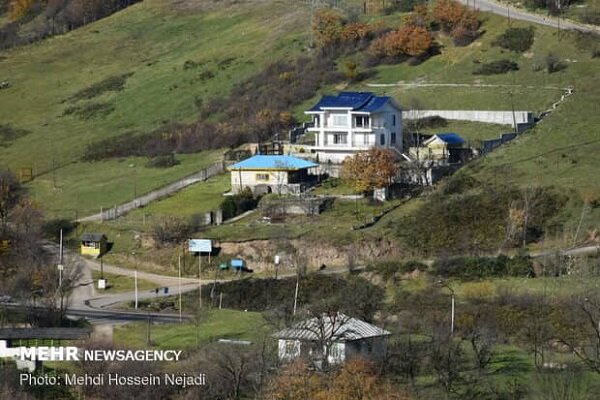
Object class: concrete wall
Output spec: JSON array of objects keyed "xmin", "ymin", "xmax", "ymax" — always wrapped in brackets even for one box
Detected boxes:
[{"xmin": 403, "ymin": 110, "xmax": 533, "ymax": 128}]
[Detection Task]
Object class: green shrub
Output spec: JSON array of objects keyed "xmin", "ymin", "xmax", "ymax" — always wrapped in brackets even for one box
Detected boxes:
[
  {"xmin": 63, "ymin": 102, "xmax": 115, "ymax": 120},
  {"xmin": 145, "ymin": 154, "xmax": 180, "ymax": 168},
  {"xmin": 545, "ymin": 53, "xmax": 567, "ymax": 73},
  {"xmin": 433, "ymin": 255, "xmax": 534, "ymax": 280},
  {"xmin": 473, "ymin": 59, "xmax": 519, "ymax": 75},
  {"xmin": 220, "ymin": 187, "xmax": 258, "ymax": 220},
  {"xmin": 493, "ymin": 27, "xmax": 535, "ymax": 52},
  {"xmin": 41, "ymin": 219, "xmax": 77, "ymax": 240},
  {"xmin": 200, "ymin": 274, "xmax": 384, "ymax": 321},
  {"xmin": 398, "ymin": 185, "xmax": 567, "ymax": 255},
  {"xmin": 67, "ymin": 73, "xmax": 134, "ymax": 102},
  {"xmin": 369, "ymin": 260, "xmax": 428, "ymax": 280}
]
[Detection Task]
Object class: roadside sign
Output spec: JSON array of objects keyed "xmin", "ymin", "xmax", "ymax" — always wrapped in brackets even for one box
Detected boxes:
[
  {"xmin": 57, "ymin": 264, "xmax": 64, "ymax": 271},
  {"xmin": 189, "ymin": 239, "xmax": 212, "ymax": 253}
]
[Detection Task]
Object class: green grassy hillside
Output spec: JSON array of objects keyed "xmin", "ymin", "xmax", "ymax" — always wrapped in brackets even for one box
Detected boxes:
[
  {"xmin": 1, "ymin": 0, "xmax": 598, "ymax": 235},
  {"xmin": 0, "ymin": 0, "xmax": 310, "ymax": 217}
]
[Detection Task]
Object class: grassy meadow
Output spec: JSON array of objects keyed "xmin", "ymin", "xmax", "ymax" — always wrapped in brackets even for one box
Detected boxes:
[{"xmin": 0, "ymin": 0, "xmax": 310, "ymax": 218}]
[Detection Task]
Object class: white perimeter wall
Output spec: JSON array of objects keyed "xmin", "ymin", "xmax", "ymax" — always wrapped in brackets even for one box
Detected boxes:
[{"xmin": 402, "ymin": 110, "xmax": 533, "ymax": 127}]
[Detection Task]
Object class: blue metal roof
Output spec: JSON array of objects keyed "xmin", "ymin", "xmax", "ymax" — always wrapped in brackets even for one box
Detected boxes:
[
  {"xmin": 228, "ymin": 155, "xmax": 318, "ymax": 170},
  {"xmin": 308, "ymin": 92, "xmax": 392, "ymax": 112},
  {"xmin": 436, "ymin": 133, "xmax": 465, "ymax": 145}
]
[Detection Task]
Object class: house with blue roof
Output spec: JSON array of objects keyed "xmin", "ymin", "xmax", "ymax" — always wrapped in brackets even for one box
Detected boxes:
[
  {"xmin": 228, "ymin": 155, "xmax": 318, "ymax": 195},
  {"xmin": 411, "ymin": 133, "xmax": 468, "ymax": 163},
  {"xmin": 305, "ymin": 92, "xmax": 403, "ymax": 163}
]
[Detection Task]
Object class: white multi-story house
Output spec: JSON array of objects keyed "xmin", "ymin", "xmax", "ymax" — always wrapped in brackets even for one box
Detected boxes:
[{"xmin": 305, "ymin": 91, "xmax": 403, "ymax": 164}]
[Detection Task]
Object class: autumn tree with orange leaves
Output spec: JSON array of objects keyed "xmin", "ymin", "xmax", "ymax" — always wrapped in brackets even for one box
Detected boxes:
[
  {"xmin": 8, "ymin": 0, "xmax": 35, "ymax": 22},
  {"xmin": 369, "ymin": 25, "xmax": 434, "ymax": 59},
  {"xmin": 312, "ymin": 8, "xmax": 344, "ymax": 48},
  {"xmin": 433, "ymin": 0, "xmax": 480, "ymax": 45},
  {"xmin": 341, "ymin": 148, "xmax": 397, "ymax": 193},
  {"xmin": 266, "ymin": 358, "xmax": 410, "ymax": 400}
]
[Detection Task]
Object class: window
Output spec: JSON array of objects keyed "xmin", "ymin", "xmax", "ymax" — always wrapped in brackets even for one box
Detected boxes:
[
  {"xmin": 332, "ymin": 114, "xmax": 348, "ymax": 127},
  {"xmin": 314, "ymin": 115, "xmax": 320, "ymax": 127},
  {"xmin": 354, "ymin": 115, "xmax": 369, "ymax": 128},
  {"xmin": 284, "ymin": 340, "xmax": 300, "ymax": 358},
  {"xmin": 391, "ymin": 132, "xmax": 396, "ymax": 145},
  {"xmin": 256, "ymin": 173, "xmax": 269, "ymax": 182},
  {"xmin": 380, "ymin": 134, "xmax": 385, "ymax": 146},
  {"xmin": 392, "ymin": 115, "xmax": 396, "ymax": 126},
  {"xmin": 333, "ymin": 133, "xmax": 347, "ymax": 144}
]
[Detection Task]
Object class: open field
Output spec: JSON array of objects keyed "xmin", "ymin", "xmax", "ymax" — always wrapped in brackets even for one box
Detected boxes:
[
  {"xmin": 27, "ymin": 151, "xmax": 223, "ymax": 219},
  {"xmin": 0, "ymin": 0, "xmax": 310, "ymax": 217},
  {"xmin": 114, "ymin": 309, "xmax": 270, "ymax": 350},
  {"xmin": 125, "ymin": 173, "xmax": 231, "ymax": 221}
]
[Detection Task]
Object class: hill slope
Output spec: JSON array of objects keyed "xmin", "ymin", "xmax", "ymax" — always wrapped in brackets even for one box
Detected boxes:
[{"xmin": 0, "ymin": 0, "xmax": 310, "ymax": 216}]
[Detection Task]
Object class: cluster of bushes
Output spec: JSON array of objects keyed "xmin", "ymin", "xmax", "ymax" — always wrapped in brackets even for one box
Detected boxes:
[
  {"xmin": 201, "ymin": 274, "xmax": 384, "ymax": 322},
  {"xmin": 83, "ymin": 56, "xmax": 340, "ymax": 160},
  {"xmin": 311, "ymin": 8, "xmax": 379, "ymax": 53},
  {"xmin": 544, "ymin": 53, "xmax": 567, "ymax": 73},
  {"xmin": 0, "ymin": 0, "xmax": 141, "ymax": 49},
  {"xmin": 368, "ymin": 24, "xmax": 435, "ymax": 62},
  {"xmin": 145, "ymin": 154, "xmax": 180, "ymax": 168},
  {"xmin": 473, "ymin": 59, "xmax": 519, "ymax": 75},
  {"xmin": 493, "ymin": 27, "xmax": 535, "ymax": 53},
  {"xmin": 432, "ymin": 0, "xmax": 481, "ymax": 46},
  {"xmin": 219, "ymin": 188, "xmax": 258, "ymax": 220},
  {"xmin": 433, "ymin": 255, "xmax": 534, "ymax": 279},
  {"xmin": 67, "ymin": 73, "xmax": 133, "ymax": 102},
  {"xmin": 63, "ymin": 102, "xmax": 115, "ymax": 120},
  {"xmin": 368, "ymin": 260, "xmax": 428, "ymax": 280},
  {"xmin": 398, "ymin": 184, "xmax": 567, "ymax": 255}
]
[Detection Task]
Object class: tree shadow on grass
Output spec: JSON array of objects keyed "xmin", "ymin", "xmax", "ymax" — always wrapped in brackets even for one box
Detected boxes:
[{"xmin": 490, "ymin": 348, "xmax": 533, "ymax": 377}]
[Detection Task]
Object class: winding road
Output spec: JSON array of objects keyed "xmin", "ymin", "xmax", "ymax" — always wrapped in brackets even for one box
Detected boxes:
[{"xmin": 460, "ymin": 0, "xmax": 600, "ymax": 33}]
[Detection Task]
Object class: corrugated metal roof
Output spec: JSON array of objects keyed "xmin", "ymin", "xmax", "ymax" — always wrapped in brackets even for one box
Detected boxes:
[
  {"xmin": 228, "ymin": 155, "xmax": 318, "ymax": 171},
  {"xmin": 308, "ymin": 92, "xmax": 374, "ymax": 111},
  {"xmin": 81, "ymin": 233, "xmax": 106, "ymax": 242},
  {"xmin": 307, "ymin": 92, "xmax": 395, "ymax": 113},
  {"xmin": 273, "ymin": 313, "xmax": 391, "ymax": 342},
  {"xmin": 434, "ymin": 133, "xmax": 465, "ymax": 145},
  {"xmin": 360, "ymin": 96, "xmax": 391, "ymax": 112}
]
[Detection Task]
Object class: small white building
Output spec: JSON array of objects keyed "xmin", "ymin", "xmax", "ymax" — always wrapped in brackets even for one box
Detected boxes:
[
  {"xmin": 305, "ymin": 92, "xmax": 403, "ymax": 164},
  {"xmin": 228, "ymin": 155, "xmax": 318, "ymax": 195},
  {"xmin": 273, "ymin": 313, "xmax": 391, "ymax": 367}
]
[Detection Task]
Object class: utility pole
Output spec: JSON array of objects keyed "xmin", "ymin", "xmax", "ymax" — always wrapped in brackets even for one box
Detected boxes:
[
  {"xmin": 58, "ymin": 229, "xmax": 63, "ymax": 288},
  {"xmin": 438, "ymin": 280, "xmax": 455, "ymax": 335},
  {"xmin": 178, "ymin": 255, "xmax": 182, "ymax": 323},
  {"xmin": 293, "ymin": 271, "xmax": 300, "ymax": 316},
  {"xmin": 198, "ymin": 252, "xmax": 202, "ymax": 310},
  {"xmin": 133, "ymin": 251, "xmax": 138, "ymax": 310},
  {"xmin": 58, "ymin": 229, "xmax": 64, "ymax": 314}
]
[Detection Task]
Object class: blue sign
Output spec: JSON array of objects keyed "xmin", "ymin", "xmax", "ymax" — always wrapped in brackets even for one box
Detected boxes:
[{"xmin": 189, "ymin": 239, "xmax": 212, "ymax": 253}]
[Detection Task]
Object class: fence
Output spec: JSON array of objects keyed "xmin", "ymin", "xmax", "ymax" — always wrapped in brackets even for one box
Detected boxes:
[
  {"xmin": 81, "ymin": 161, "xmax": 226, "ymax": 222},
  {"xmin": 478, "ymin": 132, "xmax": 518, "ymax": 156},
  {"xmin": 402, "ymin": 110, "xmax": 534, "ymax": 129}
]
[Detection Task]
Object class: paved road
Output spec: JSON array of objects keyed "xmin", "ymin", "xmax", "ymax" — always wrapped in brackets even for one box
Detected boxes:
[{"xmin": 462, "ymin": 0, "xmax": 600, "ymax": 33}]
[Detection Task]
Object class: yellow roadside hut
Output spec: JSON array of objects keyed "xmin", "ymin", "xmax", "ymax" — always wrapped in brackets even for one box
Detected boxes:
[{"xmin": 80, "ymin": 233, "xmax": 107, "ymax": 257}]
